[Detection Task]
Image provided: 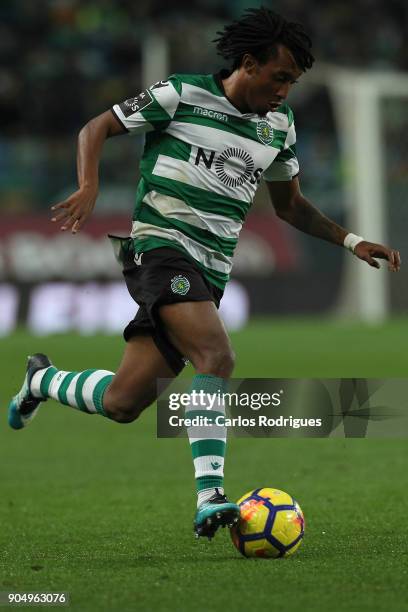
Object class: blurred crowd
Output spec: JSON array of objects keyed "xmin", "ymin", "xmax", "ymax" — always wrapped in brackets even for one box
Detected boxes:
[
  {"xmin": 1, "ymin": 0, "xmax": 407, "ymax": 136},
  {"xmin": 0, "ymin": 0, "xmax": 406, "ymax": 213}
]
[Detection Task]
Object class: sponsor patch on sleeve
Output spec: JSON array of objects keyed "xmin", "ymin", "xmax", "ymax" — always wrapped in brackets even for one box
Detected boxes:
[{"xmin": 119, "ymin": 90, "xmax": 154, "ymax": 117}]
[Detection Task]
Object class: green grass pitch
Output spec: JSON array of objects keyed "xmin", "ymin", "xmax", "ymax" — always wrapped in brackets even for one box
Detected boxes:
[{"xmin": 1, "ymin": 319, "xmax": 407, "ymax": 612}]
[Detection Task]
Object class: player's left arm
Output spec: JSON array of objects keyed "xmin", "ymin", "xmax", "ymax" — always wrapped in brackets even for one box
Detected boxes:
[{"xmin": 266, "ymin": 177, "xmax": 401, "ymax": 272}]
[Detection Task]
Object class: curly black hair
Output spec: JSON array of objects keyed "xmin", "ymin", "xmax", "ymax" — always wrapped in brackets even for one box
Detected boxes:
[{"xmin": 214, "ymin": 7, "xmax": 314, "ymax": 72}]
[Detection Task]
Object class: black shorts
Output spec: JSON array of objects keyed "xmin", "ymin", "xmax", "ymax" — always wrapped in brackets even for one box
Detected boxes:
[{"xmin": 114, "ymin": 238, "xmax": 224, "ymax": 374}]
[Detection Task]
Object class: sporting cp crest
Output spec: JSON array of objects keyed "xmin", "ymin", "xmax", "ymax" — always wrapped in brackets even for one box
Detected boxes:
[
  {"xmin": 171, "ymin": 275, "xmax": 190, "ymax": 296},
  {"xmin": 256, "ymin": 120, "xmax": 274, "ymax": 145}
]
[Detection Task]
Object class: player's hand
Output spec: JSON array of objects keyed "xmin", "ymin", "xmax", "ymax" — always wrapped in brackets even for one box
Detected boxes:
[
  {"xmin": 51, "ymin": 185, "xmax": 98, "ymax": 233},
  {"xmin": 354, "ymin": 241, "xmax": 401, "ymax": 272}
]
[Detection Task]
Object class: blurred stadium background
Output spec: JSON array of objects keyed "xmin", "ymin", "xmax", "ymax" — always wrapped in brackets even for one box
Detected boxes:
[{"xmin": 1, "ymin": 0, "xmax": 407, "ymax": 336}]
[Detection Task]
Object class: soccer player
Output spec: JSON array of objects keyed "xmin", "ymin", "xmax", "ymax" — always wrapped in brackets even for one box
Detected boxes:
[{"xmin": 8, "ymin": 8, "xmax": 400, "ymax": 539}]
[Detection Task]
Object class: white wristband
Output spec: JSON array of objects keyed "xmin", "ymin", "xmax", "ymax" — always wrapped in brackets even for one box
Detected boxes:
[{"xmin": 344, "ymin": 233, "xmax": 365, "ymax": 253}]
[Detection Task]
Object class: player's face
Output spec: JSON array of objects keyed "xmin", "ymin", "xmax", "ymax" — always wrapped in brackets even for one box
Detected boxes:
[{"xmin": 242, "ymin": 45, "xmax": 303, "ymax": 116}]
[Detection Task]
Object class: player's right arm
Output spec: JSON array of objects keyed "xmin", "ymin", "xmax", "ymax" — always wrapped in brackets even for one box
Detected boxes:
[
  {"xmin": 51, "ymin": 111, "xmax": 126, "ymax": 233},
  {"xmin": 51, "ymin": 76, "xmax": 181, "ymax": 234}
]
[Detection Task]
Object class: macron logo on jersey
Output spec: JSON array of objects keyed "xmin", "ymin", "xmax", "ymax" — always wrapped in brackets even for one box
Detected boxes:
[{"xmin": 193, "ymin": 106, "xmax": 228, "ymax": 122}]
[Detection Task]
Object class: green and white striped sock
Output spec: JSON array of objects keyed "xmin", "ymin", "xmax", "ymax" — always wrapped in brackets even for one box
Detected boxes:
[
  {"xmin": 186, "ymin": 374, "xmax": 228, "ymax": 507},
  {"xmin": 30, "ymin": 367, "xmax": 114, "ymax": 417}
]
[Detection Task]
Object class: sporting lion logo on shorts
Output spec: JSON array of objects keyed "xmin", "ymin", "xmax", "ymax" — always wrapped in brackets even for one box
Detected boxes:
[{"xmin": 170, "ymin": 275, "xmax": 190, "ymax": 296}]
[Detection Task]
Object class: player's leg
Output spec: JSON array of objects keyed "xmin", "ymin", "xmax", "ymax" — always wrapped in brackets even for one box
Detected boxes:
[
  {"xmin": 8, "ymin": 334, "xmax": 175, "ymax": 429},
  {"xmin": 160, "ymin": 300, "xmax": 235, "ymax": 376},
  {"xmin": 102, "ymin": 334, "xmax": 175, "ymax": 422},
  {"xmin": 158, "ymin": 300, "xmax": 239, "ymax": 538}
]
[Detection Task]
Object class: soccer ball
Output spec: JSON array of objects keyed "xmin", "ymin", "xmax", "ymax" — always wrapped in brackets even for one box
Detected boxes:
[{"xmin": 230, "ymin": 487, "xmax": 305, "ymax": 558}]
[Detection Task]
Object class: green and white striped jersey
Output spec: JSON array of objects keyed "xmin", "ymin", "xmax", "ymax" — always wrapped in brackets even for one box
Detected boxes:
[{"xmin": 112, "ymin": 72, "xmax": 299, "ymax": 289}]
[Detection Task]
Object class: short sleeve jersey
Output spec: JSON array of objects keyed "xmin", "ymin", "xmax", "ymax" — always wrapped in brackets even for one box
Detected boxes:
[{"xmin": 112, "ymin": 71, "xmax": 299, "ymax": 289}]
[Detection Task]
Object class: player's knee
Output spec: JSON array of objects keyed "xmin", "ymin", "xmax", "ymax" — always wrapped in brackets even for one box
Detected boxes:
[
  {"xmin": 197, "ymin": 346, "xmax": 235, "ymax": 378},
  {"xmin": 109, "ymin": 408, "xmax": 140, "ymax": 424},
  {"xmin": 105, "ymin": 404, "xmax": 141, "ymax": 424},
  {"xmin": 103, "ymin": 391, "xmax": 145, "ymax": 424}
]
